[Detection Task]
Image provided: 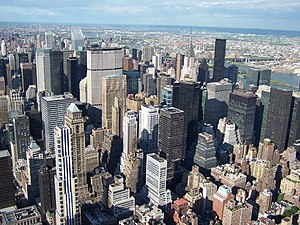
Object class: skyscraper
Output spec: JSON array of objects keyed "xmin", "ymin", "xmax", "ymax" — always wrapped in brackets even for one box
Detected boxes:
[
  {"xmin": 227, "ymin": 90, "xmax": 257, "ymax": 144},
  {"xmin": 198, "ymin": 59, "xmax": 209, "ymax": 84},
  {"xmin": 102, "ymin": 74, "xmax": 127, "ymax": 129},
  {"xmin": 288, "ymin": 93, "xmax": 300, "ymax": 146},
  {"xmin": 0, "ymin": 150, "xmax": 15, "ymax": 209},
  {"xmin": 54, "ymin": 125, "xmax": 80, "ymax": 225},
  {"xmin": 64, "ymin": 103, "xmax": 89, "ymax": 201},
  {"xmin": 45, "ymin": 31, "xmax": 55, "ymax": 49},
  {"xmin": 159, "ymin": 107, "xmax": 185, "ymax": 179},
  {"xmin": 213, "ymin": 39, "xmax": 226, "ymax": 81},
  {"xmin": 86, "ymin": 45, "xmax": 123, "ymax": 108},
  {"xmin": 246, "ymin": 68, "xmax": 271, "ymax": 88},
  {"xmin": 139, "ymin": 105, "xmax": 159, "ymax": 154},
  {"xmin": 71, "ymin": 28, "xmax": 85, "ymax": 50},
  {"xmin": 193, "ymin": 132, "xmax": 217, "ymax": 170},
  {"xmin": 12, "ymin": 115, "xmax": 31, "ymax": 162},
  {"xmin": 20, "ymin": 63, "xmax": 34, "ymax": 94},
  {"xmin": 176, "ymin": 53, "xmax": 184, "ymax": 81},
  {"xmin": 1, "ymin": 40, "xmax": 7, "ymax": 57},
  {"xmin": 41, "ymin": 94, "xmax": 75, "ymax": 151},
  {"xmin": 120, "ymin": 111, "xmax": 137, "ymax": 172},
  {"xmin": 172, "ymin": 81, "xmax": 201, "ymax": 152},
  {"xmin": 265, "ymin": 88, "xmax": 293, "ymax": 151},
  {"xmin": 204, "ymin": 80, "xmax": 232, "ymax": 128},
  {"xmin": 36, "ymin": 49, "xmax": 51, "ymax": 93},
  {"xmin": 145, "ymin": 153, "xmax": 171, "ymax": 207}
]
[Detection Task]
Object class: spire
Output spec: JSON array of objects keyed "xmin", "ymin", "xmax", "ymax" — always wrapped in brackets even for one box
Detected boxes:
[{"xmin": 186, "ymin": 28, "xmax": 195, "ymax": 58}]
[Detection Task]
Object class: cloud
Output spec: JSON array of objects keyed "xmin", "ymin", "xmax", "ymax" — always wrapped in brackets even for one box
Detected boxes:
[
  {"xmin": 0, "ymin": 0, "xmax": 299, "ymax": 30},
  {"xmin": 0, "ymin": 6, "xmax": 59, "ymax": 17}
]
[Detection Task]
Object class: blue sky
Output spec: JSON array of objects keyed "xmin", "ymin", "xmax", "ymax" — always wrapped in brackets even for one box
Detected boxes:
[{"xmin": 1, "ymin": 0, "xmax": 300, "ymax": 31}]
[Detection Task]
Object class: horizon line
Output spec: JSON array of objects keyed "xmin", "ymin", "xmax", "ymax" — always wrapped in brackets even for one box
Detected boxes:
[{"xmin": 0, "ymin": 20, "xmax": 300, "ymax": 33}]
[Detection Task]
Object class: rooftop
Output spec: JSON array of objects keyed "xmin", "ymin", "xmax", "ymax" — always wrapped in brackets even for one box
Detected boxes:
[{"xmin": 0, "ymin": 150, "xmax": 10, "ymax": 158}]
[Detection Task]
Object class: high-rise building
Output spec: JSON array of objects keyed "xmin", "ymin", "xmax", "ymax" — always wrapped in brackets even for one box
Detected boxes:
[
  {"xmin": 120, "ymin": 111, "xmax": 137, "ymax": 172},
  {"xmin": 193, "ymin": 132, "xmax": 217, "ymax": 170},
  {"xmin": 23, "ymin": 141, "xmax": 43, "ymax": 201},
  {"xmin": 265, "ymin": 88, "xmax": 293, "ymax": 151},
  {"xmin": 213, "ymin": 39, "xmax": 226, "ymax": 81},
  {"xmin": 0, "ymin": 76, "xmax": 5, "ymax": 95},
  {"xmin": 175, "ymin": 53, "xmax": 184, "ymax": 81},
  {"xmin": 0, "ymin": 150, "xmax": 15, "ymax": 209},
  {"xmin": 0, "ymin": 95, "xmax": 9, "ymax": 126},
  {"xmin": 139, "ymin": 105, "xmax": 159, "ymax": 154},
  {"xmin": 1, "ymin": 40, "xmax": 7, "ymax": 57},
  {"xmin": 172, "ymin": 81, "xmax": 201, "ymax": 152},
  {"xmin": 54, "ymin": 125, "xmax": 80, "ymax": 225},
  {"xmin": 159, "ymin": 107, "xmax": 185, "ymax": 179},
  {"xmin": 212, "ymin": 185, "xmax": 234, "ymax": 220},
  {"xmin": 156, "ymin": 74, "xmax": 172, "ymax": 104},
  {"xmin": 20, "ymin": 63, "xmax": 34, "ymax": 94},
  {"xmin": 198, "ymin": 59, "xmax": 209, "ymax": 84},
  {"xmin": 258, "ymin": 189, "xmax": 272, "ymax": 213},
  {"xmin": 145, "ymin": 153, "xmax": 171, "ymax": 207},
  {"xmin": 64, "ymin": 103, "xmax": 89, "ymax": 201},
  {"xmin": 123, "ymin": 57, "xmax": 133, "ymax": 71},
  {"xmin": 246, "ymin": 68, "xmax": 271, "ymax": 88},
  {"xmin": 227, "ymin": 90, "xmax": 256, "ymax": 144},
  {"xmin": 12, "ymin": 115, "xmax": 30, "ymax": 162},
  {"xmin": 225, "ymin": 64, "xmax": 238, "ymax": 84},
  {"xmin": 256, "ymin": 85, "xmax": 271, "ymax": 142},
  {"xmin": 142, "ymin": 46, "xmax": 154, "ymax": 62},
  {"xmin": 107, "ymin": 175, "xmax": 135, "ymax": 220},
  {"xmin": 204, "ymin": 80, "xmax": 232, "ymax": 128},
  {"xmin": 222, "ymin": 200, "xmax": 253, "ymax": 225},
  {"xmin": 161, "ymin": 85, "xmax": 173, "ymax": 106},
  {"xmin": 102, "ymin": 74, "xmax": 127, "ymax": 129},
  {"xmin": 39, "ymin": 161, "xmax": 56, "ymax": 214},
  {"xmin": 132, "ymin": 48, "xmax": 138, "ymax": 60},
  {"xmin": 86, "ymin": 46, "xmax": 123, "ymax": 108},
  {"xmin": 41, "ymin": 94, "xmax": 75, "ymax": 151},
  {"xmin": 288, "ymin": 93, "xmax": 300, "ymax": 146},
  {"xmin": 36, "ymin": 48, "xmax": 51, "ymax": 93},
  {"xmin": 71, "ymin": 28, "xmax": 85, "ymax": 50},
  {"xmin": 45, "ymin": 31, "xmax": 55, "ymax": 49}
]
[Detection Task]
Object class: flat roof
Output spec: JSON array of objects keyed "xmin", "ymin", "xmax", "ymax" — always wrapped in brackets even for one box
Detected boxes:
[{"xmin": 0, "ymin": 150, "xmax": 10, "ymax": 158}]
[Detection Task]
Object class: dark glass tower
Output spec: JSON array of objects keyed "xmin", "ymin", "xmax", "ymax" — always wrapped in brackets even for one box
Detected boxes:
[
  {"xmin": 198, "ymin": 59, "xmax": 209, "ymax": 84},
  {"xmin": 0, "ymin": 150, "xmax": 15, "ymax": 208},
  {"xmin": 227, "ymin": 90, "xmax": 257, "ymax": 144},
  {"xmin": 265, "ymin": 88, "xmax": 293, "ymax": 151},
  {"xmin": 213, "ymin": 39, "xmax": 226, "ymax": 81},
  {"xmin": 172, "ymin": 81, "xmax": 201, "ymax": 152},
  {"xmin": 67, "ymin": 57, "xmax": 81, "ymax": 100},
  {"xmin": 159, "ymin": 107, "xmax": 185, "ymax": 179}
]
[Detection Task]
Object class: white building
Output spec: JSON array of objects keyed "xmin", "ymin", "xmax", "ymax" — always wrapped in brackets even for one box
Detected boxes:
[
  {"xmin": 139, "ymin": 105, "xmax": 159, "ymax": 153},
  {"xmin": 36, "ymin": 48, "xmax": 51, "ymax": 93},
  {"xmin": 86, "ymin": 46, "xmax": 123, "ymax": 108},
  {"xmin": 54, "ymin": 125, "xmax": 80, "ymax": 225},
  {"xmin": 145, "ymin": 153, "xmax": 171, "ymax": 207},
  {"xmin": 108, "ymin": 175, "xmax": 135, "ymax": 220},
  {"xmin": 1, "ymin": 40, "xmax": 7, "ymax": 56},
  {"xmin": 41, "ymin": 94, "xmax": 75, "ymax": 151},
  {"xmin": 120, "ymin": 111, "xmax": 137, "ymax": 172},
  {"xmin": 79, "ymin": 77, "xmax": 87, "ymax": 102}
]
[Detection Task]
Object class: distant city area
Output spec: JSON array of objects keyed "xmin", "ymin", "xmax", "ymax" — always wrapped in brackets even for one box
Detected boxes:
[{"xmin": 0, "ymin": 22, "xmax": 299, "ymax": 225}]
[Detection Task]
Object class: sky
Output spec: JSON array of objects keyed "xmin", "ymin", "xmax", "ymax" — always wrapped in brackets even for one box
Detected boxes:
[{"xmin": 0, "ymin": 0, "xmax": 300, "ymax": 31}]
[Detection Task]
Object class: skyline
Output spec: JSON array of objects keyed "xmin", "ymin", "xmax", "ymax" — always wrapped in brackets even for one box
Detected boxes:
[{"xmin": 0, "ymin": 0, "xmax": 300, "ymax": 31}]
